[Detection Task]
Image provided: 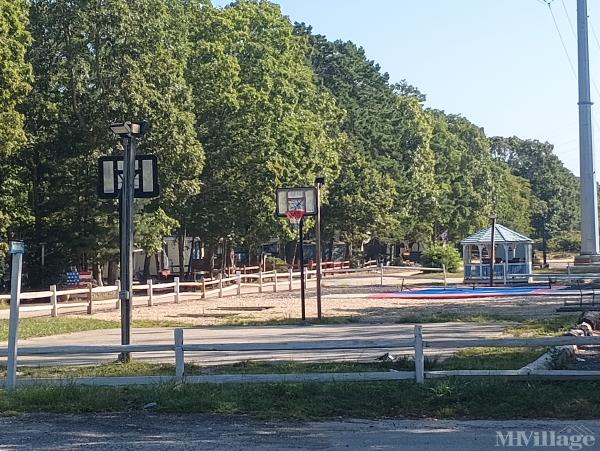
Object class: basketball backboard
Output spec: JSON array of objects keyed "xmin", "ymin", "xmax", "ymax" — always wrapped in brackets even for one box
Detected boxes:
[
  {"xmin": 98, "ymin": 154, "xmax": 159, "ymax": 199},
  {"xmin": 276, "ymin": 187, "xmax": 317, "ymax": 217}
]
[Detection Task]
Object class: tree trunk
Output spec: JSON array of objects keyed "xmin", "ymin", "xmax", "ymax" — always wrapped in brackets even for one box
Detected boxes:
[
  {"xmin": 107, "ymin": 260, "xmax": 118, "ymax": 285},
  {"xmin": 178, "ymin": 229, "xmax": 186, "ymax": 277},
  {"xmin": 187, "ymin": 237, "xmax": 195, "ymax": 276},
  {"xmin": 155, "ymin": 253, "xmax": 161, "ymax": 275},
  {"xmin": 328, "ymin": 237, "xmax": 334, "ymax": 261},
  {"xmin": 143, "ymin": 254, "xmax": 151, "ymax": 280},
  {"xmin": 93, "ymin": 262, "xmax": 104, "ymax": 287}
]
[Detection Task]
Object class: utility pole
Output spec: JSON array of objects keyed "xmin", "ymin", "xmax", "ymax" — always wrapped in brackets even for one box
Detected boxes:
[{"xmin": 576, "ymin": 0, "xmax": 600, "ymax": 264}]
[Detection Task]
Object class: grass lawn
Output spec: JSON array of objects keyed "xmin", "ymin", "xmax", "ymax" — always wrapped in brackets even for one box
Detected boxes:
[
  {"xmin": 504, "ymin": 315, "xmax": 579, "ymax": 337},
  {"xmin": 0, "ymin": 317, "xmax": 186, "ymax": 342},
  {"xmin": 1, "ymin": 379, "xmax": 600, "ymax": 419}
]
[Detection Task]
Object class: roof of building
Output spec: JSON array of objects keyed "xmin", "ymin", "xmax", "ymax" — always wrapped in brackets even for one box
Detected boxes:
[{"xmin": 460, "ymin": 223, "xmax": 533, "ymax": 245}]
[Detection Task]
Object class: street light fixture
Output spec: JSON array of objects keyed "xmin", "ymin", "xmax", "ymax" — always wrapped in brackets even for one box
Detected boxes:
[{"xmin": 109, "ymin": 120, "xmax": 148, "ymax": 362}]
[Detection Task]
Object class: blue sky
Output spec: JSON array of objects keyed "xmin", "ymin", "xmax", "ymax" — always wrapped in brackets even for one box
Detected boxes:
[{"xmin": 212, "ymin": 0, "xmax": 600, "ymax": 176}]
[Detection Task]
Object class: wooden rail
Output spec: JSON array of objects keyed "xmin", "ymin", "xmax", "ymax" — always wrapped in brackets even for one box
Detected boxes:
[{"xmin": 1, "ymin": 325, "xmax": 599, "ymax": 389}]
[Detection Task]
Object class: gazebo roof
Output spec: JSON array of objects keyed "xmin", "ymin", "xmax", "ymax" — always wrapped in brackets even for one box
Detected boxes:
[{"xmin": 460, "ymin": 223, "xmax": 533, "ymax": 245}]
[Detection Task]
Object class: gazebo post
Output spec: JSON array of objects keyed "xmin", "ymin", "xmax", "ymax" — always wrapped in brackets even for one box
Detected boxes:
[
  {"xmin": 503, "ymin": 244, "xmax": 509, "ymax": 285},
  {"xmin": 477, "ymin": 245, "xmax": 484, "ymax": 280}
]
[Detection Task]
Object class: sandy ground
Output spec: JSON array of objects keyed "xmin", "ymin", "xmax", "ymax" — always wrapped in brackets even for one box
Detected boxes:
[{"xmin": 63, "ymin": 274, "xmax": 571, "ymax": 326}]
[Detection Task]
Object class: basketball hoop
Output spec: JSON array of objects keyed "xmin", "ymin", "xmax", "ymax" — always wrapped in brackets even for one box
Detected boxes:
[{"xmin": 286, "ymin": 209, "xmax": 305, "ymax": 229}]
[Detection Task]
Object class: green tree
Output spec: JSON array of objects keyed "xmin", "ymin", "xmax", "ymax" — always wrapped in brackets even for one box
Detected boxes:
[
  {"xmin": 0, "ymin": 0, "xmax": 31, "ymax": 157},
  {"xmin": 297, "ymin": 25, "xmax": 438, "ymax": 244},
  {"xmin": 23, "ymin": 0, "xmax": 204, "ymax": 284},
  {"xmin": 0, "ymin": 0, "xmax": 32, "ymax": 279},
  {"xmin": 490, "ymin": 136, "xmax": 580, "ymax": 263},
  {"xmin": 186, "ymin": 1, "xmax": 344, "ymax": 257},
  {"xmin": 323, "ymin": 145, "xmax": 398, "ymax": 257},
  {"xmin": 135, "ymin": 208, "xmax": 179, "ymax": 279}
]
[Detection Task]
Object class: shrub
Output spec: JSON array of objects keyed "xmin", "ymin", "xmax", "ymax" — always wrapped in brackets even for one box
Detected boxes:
[
  {"xmin": 265, "ymin": 256, "xmax": 288, "ymax": 269},
  {"xmin": 421, "ymin": 244, "xmax": 461, "ymax": 272}
]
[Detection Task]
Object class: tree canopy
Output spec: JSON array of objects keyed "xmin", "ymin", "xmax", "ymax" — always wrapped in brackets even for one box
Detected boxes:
[{"xmin": 0, "ymin": 0, "xmax": 584, "ymax": 285}]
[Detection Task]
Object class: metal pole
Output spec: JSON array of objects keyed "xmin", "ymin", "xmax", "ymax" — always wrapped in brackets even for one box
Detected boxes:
[
  {"xmin": 119, "ymin": 135, "xmax": 136, "ymax": 362},
  {"xmin": 315, "ymin": 181, "xmax": 323, "ymax": 320},
  {"xmin": 577, "ymin": 0, "xmax": 600, "ymax": 259},
  {"xmin": 7, "ymin": 242, "xmax": 24, "ymax": 391},
  {"xmin": 489, "ymin": 216, "xmax": 496, "ymax": 287},
  {"xmin": 299, "ymin": 217, "xmax": 306, "ymax": 321}
]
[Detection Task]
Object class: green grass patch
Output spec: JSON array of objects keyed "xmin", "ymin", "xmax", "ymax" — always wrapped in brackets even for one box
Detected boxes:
[
  {"xmin": 432, "ymin": 347, "xmax": 546, "ymax": 370},
  {"xmin": 0, "ymin": 317, "xmax": 188, "ymax": 341},
  {"xmin": 395, "ymin": 313, "xmax": 518, "ymax": 324},
  {"xmin": 2, "ymin": 379, "xmax": 600, "ymax": 419},
  {"xmin": 504, "ymin": 315, "xmax": 579, "ymax": 337}
]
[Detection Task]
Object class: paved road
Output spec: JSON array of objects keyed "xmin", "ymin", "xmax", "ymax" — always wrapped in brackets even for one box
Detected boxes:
[
  {"xmin": 0, "ymin": 322, "xmax": 506, "ymax": 367},
  {"xmin": 1, "ymin": 414, "xmax": 598, "ymax": 450}
]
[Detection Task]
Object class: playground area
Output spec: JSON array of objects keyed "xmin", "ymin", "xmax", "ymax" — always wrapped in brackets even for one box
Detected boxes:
[{"xmin": 64, "ymin": 273, "xmax": 569, "ymax": 326}]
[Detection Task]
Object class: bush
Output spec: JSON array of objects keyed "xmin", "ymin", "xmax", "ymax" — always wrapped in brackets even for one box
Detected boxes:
[
  {"xmin": 421, "ymin": 244, "xmax": 461, "ymax": 272},
  {"xmin": 265, "ymin": 256, "xmax": 288, "ymax": 269}
]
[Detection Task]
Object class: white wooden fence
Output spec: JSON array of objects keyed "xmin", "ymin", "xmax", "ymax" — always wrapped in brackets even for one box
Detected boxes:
[
  {"xmin": 2, "ymin": 325, "xmax": 599, "ymax": 389},
  {"xmin": 0, "ymin": 265, "xmax": 448, "ymax": 318}
]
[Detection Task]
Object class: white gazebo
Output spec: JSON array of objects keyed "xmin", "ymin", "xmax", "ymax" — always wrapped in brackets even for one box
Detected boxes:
[{"xmin": 461, "ymin": 224, "xmax": 533, "ymax": 282}]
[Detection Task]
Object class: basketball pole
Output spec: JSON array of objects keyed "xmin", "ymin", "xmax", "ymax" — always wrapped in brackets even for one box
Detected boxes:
[
  {"xmin": 299, "ymin": 216, "xmax": 306, "ymax": 321},
  {"xmin": 315, "ymin": 177, "xmax": 324, "ymax": 320}
]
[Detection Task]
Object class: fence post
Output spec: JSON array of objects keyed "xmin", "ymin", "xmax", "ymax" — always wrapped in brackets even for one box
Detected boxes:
[
  {"xmin": 50, "ymin": 284, "xmax": 58, "ymax": 317},
  {"xmin": 273, "ymin": 269, "xmax": 278, "ymax": 292},
  {"xmin": 147, "ymin": 279, "xmax": 153, "ymax": 307},
  {"xmin": 380, "ymin": 263, "xmax": 384, "ymax": 286},
  {"xmin": 288, "ymin": 267, "xmax": 293, "ymax": 291},
  {"xmin": 237, "ymin": 272, "xmax": 242, "ymax": 295},
  {"xmin": 442, "ymin": 264, "xmax": 447, "ymax": 287},
  {"xmin": 174, "ymin": 276, "xmax": 180, "ymax": 304},
  {"xmin": 414, "ymin": 325, "xmax": 424, "ymax": 384},
  {"xmin": 174, "ymin": 328, "xmax": 185, "ymax": 382},
  {"xmin": 259, "ymin": 269, "xmax": 263, "ymax": 293},
  {"xmin": 201, "ymin": 277, "xmax": 206, "ymax": 299},
  {"xmin": 86, "ymin": 283, "xmax": 93, "ymax": 314},
  {"xmin": 567, "ymin": 264, "xmax": 572, "ymax": 284},
  {"xmin": 218, "ymin": 273, "xmax": 223, "ymax": 298}
]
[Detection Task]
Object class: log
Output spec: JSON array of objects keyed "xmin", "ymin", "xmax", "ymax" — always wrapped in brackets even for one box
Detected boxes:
[{"xmin": 579, "ymin": 311, "xmax": 600, "ymax": 331}]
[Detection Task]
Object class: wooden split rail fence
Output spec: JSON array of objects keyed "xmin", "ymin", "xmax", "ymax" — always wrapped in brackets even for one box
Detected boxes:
[
  {"xmin": 1, "ymin": 324, "xmax": 599, "ymax": 389},
  {"xmin": 0, "ymin": 264, "xmax": 447, "ymax": 319}
]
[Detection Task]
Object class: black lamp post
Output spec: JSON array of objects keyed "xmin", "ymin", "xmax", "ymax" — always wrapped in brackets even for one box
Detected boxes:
[{"xmin": 109, "ymin": 121, "xmax": 148, "ymax": 362}]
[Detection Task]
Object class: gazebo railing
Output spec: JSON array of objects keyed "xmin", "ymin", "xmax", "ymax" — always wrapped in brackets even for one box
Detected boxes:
[{"xmin": 464, "ymin": 263, "xmax": 530, "ymax": 279}]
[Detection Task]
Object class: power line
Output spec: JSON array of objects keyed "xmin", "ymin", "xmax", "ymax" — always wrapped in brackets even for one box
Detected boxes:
[
  {"xmin": 561, "ymin": 0, "xmax": 577, "ymax": 38},
  {"xmin": 589, "ymin": 19, "xmax": 600, "ymax": 54},
  {"xmin": 545, "ymin": 0, "xmax": 578, "ymax": 78}
]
